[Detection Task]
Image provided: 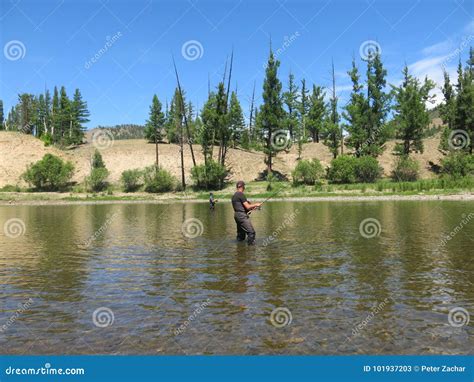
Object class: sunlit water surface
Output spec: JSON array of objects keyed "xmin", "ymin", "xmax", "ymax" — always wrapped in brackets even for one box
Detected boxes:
[{"xmin": 0, "ymin": 200, "xmax": 473, "ymax": 354}]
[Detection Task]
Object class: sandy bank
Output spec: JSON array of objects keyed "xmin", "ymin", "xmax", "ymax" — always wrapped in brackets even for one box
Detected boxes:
[{"xmin": 0, "ymin": 192, "xmax": 472, "ymax": 206}]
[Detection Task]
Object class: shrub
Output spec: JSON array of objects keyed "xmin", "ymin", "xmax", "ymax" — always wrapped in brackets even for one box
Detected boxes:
[
  {"xmin": 292, "ymin": 159, "xmax": 325, "ymax": 185},
  {"xmin": 144, "ymin": 166, "xmax": 176, "ymax": 193},
  {"xmin": 121, "ymin": 169, "xmax": 143, "ymax": 192},
  {"xmin": 92, "ymin": 150, "xmax": 106, "ymax": 169},
  {"xmin": 86, "ymin": 167, "xmax": 109, "ymax": 192},
  {"xmin": 355, "ymin": 156, "xmax": 382, "ymax": 183},
  {"xmin": 0, "ymin": 184, "xmax": 21, "ymax": 192},
  {"xmin": 191, "ymin": 160, "xmax": 228, "ymax": 190},
  {"xmin": 22, "ymin": 154, "xmax": 74, "ymax": 191},
  {"xmin": 327, "ymin": 155, "xmax": 357, "ymax": 184},
  {"xmin": 440, "ymin": 152, "xmax": 474, "ymax": 179},
  {"xmin": 266, "ymin": 172, "xmax": 279, "ymax": 191},
  {"xmin": 40, "ymin": 133, "xmax": 53, "ymax": 147},
  {"xmin": 391, "ymin": 156, "xmax": 419, "ymax": 182}
]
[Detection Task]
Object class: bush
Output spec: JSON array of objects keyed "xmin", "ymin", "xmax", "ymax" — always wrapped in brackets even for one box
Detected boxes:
[
  {"xmin": 391, "ymin": 156, "xmax": 419, "ymax": 182},
  {"xmin": 86, "ymin": 167, "xmax": 109, "ymax": 192},
  {"xmin": 40, "ymin": 133, "xmax": 53, "ymax": 147},
  {"xmin": 266, "ymin": 172, "xmax": 279, "ymax": 191},
  {"xmin": 0, "ymin": 184, "xmax": 21, "ymax": 192},
  {"xmin": 121, "ymin": 169, "xmax": 143, "ymax": 192},
  {"xmin": 292, "ymin": 159, "xmax": 325, "ymax": 185},
  {"xmin": 144, "ymin": 166, "xmax": 176, "ymax": 193},
  {"xmin": 440, "ymin": 152, "xmax": 474, "ymax": 179},
  {"xmin": 22, "ymin": 154, "xmax": 74, "ymax": 191},
  {"xmin": 92, "ymin": 150, "xmax": 106, "ymax": 169},
  {"xmin": 327, "ymin": 155, "xmax": 357, "ymax": 184},
  {"xmin": 191, "ymin": 160, "xmax": 228, "ymax": 190},
  {"xmin": 355, "ymin": 156, "xmax": 382, "ymax": 183}
]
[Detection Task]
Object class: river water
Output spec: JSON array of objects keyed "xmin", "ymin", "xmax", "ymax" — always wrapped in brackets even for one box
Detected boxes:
[{"xmin": 0, "ymin": 200, "xmax": 473, "ymax": 354}]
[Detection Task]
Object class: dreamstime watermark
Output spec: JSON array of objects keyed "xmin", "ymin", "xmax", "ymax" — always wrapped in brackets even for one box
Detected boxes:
[
  {"xmin": 448, "ymin": 307, "xmax": 470, "ymax": 328},
  {"xmin": 5, "ymin": 363, "xmax": 85, "ymax": 376},
  {"xmin": 359, "ymin": 218, "xmax": 381, "ymax": 239},
  {"xmin": 359, "ymin": 40, "xmax": 381, "ymax": 60},
  {"xmin": 92, "ymin": 307, "xmax": 114, "ymax": 328},
  {"xmin": 269, "ymin": 307, "xmax": 292, "ymax": 328},
  {"xmin": 263, "ymin": 209, "xmax": 299, "ymax": 246},
  {"xmin": 181, "ymin": 40, "xmax": 204, "ymax": 61},
  {"xmin": 3, "ymin": 218, "xmax": 26, "ymax": 238},
  {"xmin": 174, "ymin": 298, "xmax": 211, "ymax": 335},
  {"xmin": 345, "ymin": 297, "xmax": 392, "ymax": 342},
  {"xmin": 84, "ymin": 32, "xmax": 123, "ymax": 70},
  {"xmin": 18, "ymin": 122, "xmax": 31, "ymax": 134},
  {"xmin": 442, "ymin": 34, "xmax": 474, "ymax": 69},
  {"xmin": 354, "ymin": 125, "xmax": 383, "ymax": 156},
  {"xmin": 181, "ymin": 218, "xmax": 204, "ymax": 238},
  {"xmin": 436, "ymin": 212, "xmax": 474, "ymax": 249},
  {"xmin": 448, "ymin": 129, "xmax": 470, "ymax": 151},
  {"xmin": 4, "ymin": 40, "xmax": 26, "ymax": 61},
  {"xmin": 83, "ymin": 212, "xmax": 118, "ymax": 247},
  {"xmin": 270, "ymin": 129, "xmax": 291, "ymax": 151},
  {"xmin": 91, "ymin": 129, "xmax": 115, "ymax": 150},
  {"xmin": 262, "ymin": 31, "xmax": 301, "ymax": 70},
  {"xmin": 0, "ymin": 298, "xmax": 34, "ymax": 333}
]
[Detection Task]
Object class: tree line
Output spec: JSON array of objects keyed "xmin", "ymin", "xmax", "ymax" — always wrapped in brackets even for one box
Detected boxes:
[
  {"xmin": 143, "ymin": 46, "xmax": 473, "ymax": 184},
  {"xmin": 1, "ymin": 44, "xmax": 472, "ymax": 187},
  {"xmin": 0, "ymin": 86, "xmax": 89, "ymax": 146}
]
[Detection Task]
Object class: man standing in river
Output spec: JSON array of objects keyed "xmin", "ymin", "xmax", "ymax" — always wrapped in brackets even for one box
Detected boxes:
[{"xmin": 232, "ymin": 180, "xmax": 262, "ymax": 245}]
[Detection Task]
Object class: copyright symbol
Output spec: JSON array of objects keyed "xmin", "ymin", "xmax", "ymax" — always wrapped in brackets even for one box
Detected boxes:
[{"xmin": 414, "ymin": 366, "xmax": 420, "ymax": 372}]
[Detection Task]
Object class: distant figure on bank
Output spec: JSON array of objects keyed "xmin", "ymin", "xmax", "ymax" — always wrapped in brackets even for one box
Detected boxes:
[
  {"xmin": 209, "ymin": 193, "xmax": 217, "ymax": 210},
  {"xmin": 231, "ymin": 181, "xmax": 262, "ymax": 245}
]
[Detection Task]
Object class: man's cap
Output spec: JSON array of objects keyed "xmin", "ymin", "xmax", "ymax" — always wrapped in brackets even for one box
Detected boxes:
[{"xmin": 236, "ymin": 180, "xmax": 245, "ymax": 188}]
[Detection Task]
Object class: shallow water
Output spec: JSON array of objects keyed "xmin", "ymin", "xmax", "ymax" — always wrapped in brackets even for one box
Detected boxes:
[{"xmin": 0, "ymin": 200, "xmax": 473, "ymax": 354}]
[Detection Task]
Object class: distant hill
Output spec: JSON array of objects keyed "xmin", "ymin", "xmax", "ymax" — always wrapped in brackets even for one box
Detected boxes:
[{"xmin": 86, "ymin": 124, "xmax": 145, "ymax": 141}]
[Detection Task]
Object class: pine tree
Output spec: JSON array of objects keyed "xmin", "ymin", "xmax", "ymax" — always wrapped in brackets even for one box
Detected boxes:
[
  {"xmin": 58, "ymin": 86, "xmax": 70, "ymax": 144},
  {"xmin": 296, "ymin": 78, "xmax": 309, "ymax": 156},
  {"xmin": 365, "ymin": 49, "xmax": 390, "ymax": 156},
  {"xmin": 322, "ymin": 62, "xmax": 341, "ymax": 158},
  {"xmin": 70, "ymin": 89, "xmax": 89, "ymax": 145},
  {"xmin": 43, "ymin": 89, "xmax": 52, "ymax": 136},
  {"xmin": 6, "ymin": 106, "xmax": 19, "ymax": 131},
  {"xmin": 51, "ymin": 86, "xmax": 60, "ymax": 140},
  {"xmin": 144, "ymin": 94, "xmax": 165, "ymax": 167},
  {"xmin": 306, "ymin": 85, "xmax": 326, "ymax": 143},
  {"xmin": 259, "ymin": 48, "xmax": 285, "ymax": 173},
  {"xmin": 283, "ymin": 73, "xmax": 299, "ymax": 140},
  {"xmin": 165, "ymin": 88, "xmax": 185, "ymax": 144},
  {"xmin": 454, "ymin": 55, "xmax": 474, "ymax": 153},
  {"xmin": 186, "ymin": 101, "xmax": 196, "ymax": 143},
  {"xmin": 343, "ymin": 59, "xmax": 368, "ymax": 156},
  {"xmin": 92, "ymin": 149, "xmax": 106, "ymax": 169},
  {"xmin": 392, "ymin": 66, "xmax": 434, "ymax": 155},
  {"xmin": 144, "ymin": 94, "xmax": 165, "ymax": 143},
  {"xmin": 440, "ymin": 70, "xmax": 456, "ymax": 130},
  {"xmin": 228, "ymin": 91, "xmax": 245, "ymax": 147},
  {"xmin": 200, "ymin": 91, "xmax": 218, "ymax": 163}
]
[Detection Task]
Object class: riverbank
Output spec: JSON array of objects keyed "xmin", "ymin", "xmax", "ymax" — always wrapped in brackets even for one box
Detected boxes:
[{"xmin": 1, "ymin": 190, "xmax": 472, "ymax": 205}]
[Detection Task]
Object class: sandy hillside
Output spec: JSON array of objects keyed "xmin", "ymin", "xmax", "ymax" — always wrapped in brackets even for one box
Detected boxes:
[{"xmin": 0, "ymin": 128, "xmax": 444, "ymax": 188}]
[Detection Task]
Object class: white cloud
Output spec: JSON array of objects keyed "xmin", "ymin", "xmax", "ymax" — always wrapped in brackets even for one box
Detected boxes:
[
  {"xmin": 422, "ymin": 40, "xmax": 454, "ymax": 56},
  {"xmin": 404, "ymin": 21, "xmax": 473, "ymax": 108}
]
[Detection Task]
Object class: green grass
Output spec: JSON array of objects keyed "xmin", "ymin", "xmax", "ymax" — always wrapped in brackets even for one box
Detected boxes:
[{"xmin": 1, "ymin": 176, "xmax": 472, "ymax": 202}]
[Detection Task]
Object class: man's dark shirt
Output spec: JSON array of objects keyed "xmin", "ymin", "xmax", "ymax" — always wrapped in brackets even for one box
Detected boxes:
[{"xmin": 232, "ymin": 191, "xmax": 248, "ymax": 214}]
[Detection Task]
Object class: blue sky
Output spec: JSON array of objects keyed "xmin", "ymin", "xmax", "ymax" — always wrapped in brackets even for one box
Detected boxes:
[{"xmin": 1, "ymin": 0, "xmax": 473, "ymax": 129}]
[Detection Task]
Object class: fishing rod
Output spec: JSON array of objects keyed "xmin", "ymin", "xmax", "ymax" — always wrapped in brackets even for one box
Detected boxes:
[{"xmin": 247, "ymin": 187, "xmax": 284, "ymax": 216}]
